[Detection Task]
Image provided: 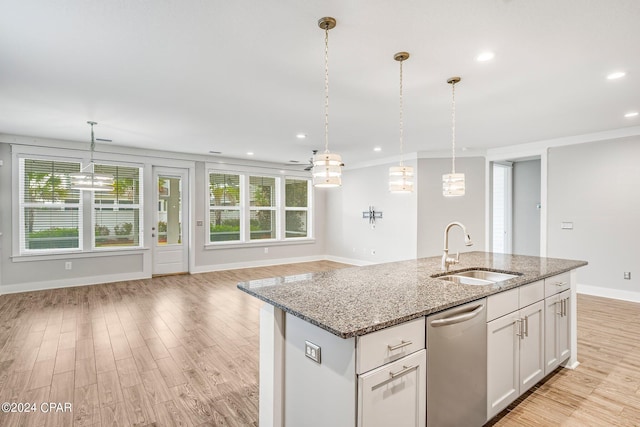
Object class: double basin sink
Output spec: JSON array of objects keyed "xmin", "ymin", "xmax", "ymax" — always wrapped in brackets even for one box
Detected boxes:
[{"xmin": 433, "ymin": 269, "xmax": 521, "ymax": 286}]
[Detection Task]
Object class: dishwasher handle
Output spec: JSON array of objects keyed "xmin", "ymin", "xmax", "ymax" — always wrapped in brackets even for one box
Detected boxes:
[{"xmin": 430, "ymin": 304, "xmax": 484, "ymax": 327}]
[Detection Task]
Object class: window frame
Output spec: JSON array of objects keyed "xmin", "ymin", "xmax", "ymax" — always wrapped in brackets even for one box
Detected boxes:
[
  {"xmin": 14, "ymin": 151, "xmax": 145, "ymax": 257},
  {"xmin": 284, "ymin": 178, "xmax": 312, "ymax": 240},
  {"xmin": 206, "ymin": 167, "xmax": 314, "ymax": 247}
]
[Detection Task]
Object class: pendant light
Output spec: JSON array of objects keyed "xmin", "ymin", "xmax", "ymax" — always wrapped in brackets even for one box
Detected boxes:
[
  {"xmin": 389, "ymin": 52, "xmax": 413, "ymax": 193},
  {"xmin": 442, "ymin": 77, "xmax": 465, "ymax": 197},
  {"xmin": 69, "ymin": 121, "xmax": 114, "ymax": 192},
  {"xmin": 312, "ymin": 17, "xmax": 343, "ymax": 188}
]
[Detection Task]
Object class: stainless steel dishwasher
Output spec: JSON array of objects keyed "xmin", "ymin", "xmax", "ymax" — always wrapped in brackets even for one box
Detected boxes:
[{"xmin": 427, "ymin": 298, "xmax": 487, "ymax": 427}]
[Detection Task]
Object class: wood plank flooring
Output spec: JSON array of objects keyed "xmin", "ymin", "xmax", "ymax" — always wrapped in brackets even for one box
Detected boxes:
[{"xmin": 0, "ymin": 261, "xmax": 639, "ymax": 426}]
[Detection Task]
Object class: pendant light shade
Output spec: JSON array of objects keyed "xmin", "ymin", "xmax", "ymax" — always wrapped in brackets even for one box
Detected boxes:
[
  {"xmin": 443, "ymin": 77, "xmax": 465, "ymax": 197},
  {"xmin": 69, "ymin": 121, "xmax": 114, "ymax": 192},
  {"xmin": 389, "ymin": 52, "xmax": 413, "ymax": 193},
  {"xmin": 312, "ymin": 17, "xmax": 343, "ymax": 188}
]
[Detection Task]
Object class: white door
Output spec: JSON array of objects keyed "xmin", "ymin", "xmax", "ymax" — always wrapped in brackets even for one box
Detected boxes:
[
  {"xmin": 487, "ymin": 314, "xmax": 519, "ymax": 420},
  {"xmin": 358, "ymin": 350, "xmax": 426, "ymax": 427},
  {"xmin": 153, "ymin": 167, "xmax": 189, "ymax": 275},
  {"xmin": 558, "ymin": 290, "xmax": 571, "ymax": 364},
  {"xmin": 544, "ymin": 293, "xmax": 562, "ymax": 375},
  {"xmin": 519, "ymin": 301, "xmax": 545, "ymax": 393}
]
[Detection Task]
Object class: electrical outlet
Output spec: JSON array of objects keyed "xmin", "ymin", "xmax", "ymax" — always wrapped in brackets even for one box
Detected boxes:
[
  {"xmin": 624, "ymin": 272, "xmax": 631, "ymax": 280},
  {"xmin": 196, "ymin": 220, "xmax": 204, "ymax": 226},
  {"xmin": 264, "ymin": 247, "xmax": 269, "ymax": 254},
  {"xmin": 305, "ymin": 341, "xmax": 321, "ymax": 364},
  {"xmin": 65, "ymin": 262, "xmax": 72, "ymax": 270}
]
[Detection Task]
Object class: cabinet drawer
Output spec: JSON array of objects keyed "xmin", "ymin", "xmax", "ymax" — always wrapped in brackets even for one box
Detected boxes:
[
  {"xmin": 519, "ymin": 280, "xmax": 544, "ymax": 308},
  {"xmin": 357, "ymin": 349, "xmax": 426, "ymax": 427},
  {"xmin": 487, "ymin": 288, "xmax": 518, "ymax": 322},
  {"xmin": 545, "ymin": 272, "xmax": 571, "ymax": 297},
  {"xmin": 356, "ymin": 317, "xmax": 425, "ymax": 374}
]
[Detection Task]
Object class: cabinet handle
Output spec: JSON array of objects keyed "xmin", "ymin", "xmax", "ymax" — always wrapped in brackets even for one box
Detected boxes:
[
  {"xmin": 556, "ymin": 300, "xmax": 562, "ymax": 316},
  {"xmin": 515, "ymin": 319, "xmax": 523, "ymax": 339},
  {"xmin": 554, "ymin": 281, "xmax": 567, "ymax": 287},
  {"xmin": 389, "ymin": 364, "xmax": 416, "ymax": 379},
  {"xmin": 524, "ymin": 315, "xmax": 529, "ymax": 337},
  {"xmin": 387, "ymin": 340, "xmax": 413, "ymax": 351},
  {"xmin": 563, "ymin": 298, "xmax": 568, "ymax": 317}
]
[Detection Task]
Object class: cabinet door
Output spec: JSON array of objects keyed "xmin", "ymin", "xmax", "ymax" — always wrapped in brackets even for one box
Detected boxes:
[
  {"xmin": 519, "ymin": 301, "xmax": 545, "ymax": 393},
  {"xmin": 358, "ymin": 350, "xmax": 426, "ymax": 427},
  {"xmin": 544, "ymin": 293, "xmax": 562, "ymax": 375},
  {"xmin": 558, "ymin": 290, "xmax": 571, "ymax": 364},
  {"xmin": 487, "ymin": 314, "xmax": 519, "ymax": 420}
]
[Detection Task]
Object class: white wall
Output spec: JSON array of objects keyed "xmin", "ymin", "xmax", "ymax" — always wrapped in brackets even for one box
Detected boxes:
[
  {"xmin": 0, "ymin": 136, "xmax": 326, "ymax": 293},
  {"xmin": 417, "ymin": 157, "xmax": 486, "ymax": 258},
  {"xmin": 547, "ymin": 137, "xmax": 639, "ymax": 299},
  {"xmin": 512, "ymin": 159, "xmax": 541, "ymax": 256},
  {"xmin": 324, "ymin": 160, "xmax": 418, "ymax": 264}
]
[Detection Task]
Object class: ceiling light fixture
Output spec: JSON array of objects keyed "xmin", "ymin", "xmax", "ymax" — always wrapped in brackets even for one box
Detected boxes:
[
  {"xmin": 607, "ymin": 71, "xmax": 626, "ymax": 80},
  {"xmin": 247, "ymin": 151, "xmax": 254, "ymax": 156},
  {"xmin": 624, "ymin": 111, "xmax": 638, "ymax": 118},
  {"xmin": 476, "ymin": 51, "xmax": 495, "ymax": 62},
  {"xmin": 69, "ymin": 121, "xmax": 114, "ymax": 192},
  {"xmin": 374, "ymin": 147, "xmax": 382, "ymax": 152},
  {"xmin": 389, "ymin": 52, "xmax": 414, "ymax": 193},
  {"xmin": 312, "ymin": 17, "xmax": 343, "ymax": 188},
  {"xmin": 296, "ymin": 133, "xmax": 307, "ymax": 139},
  {"xmin": 443, "ymin": 77, "xmax": 465, "ymax": 197}
]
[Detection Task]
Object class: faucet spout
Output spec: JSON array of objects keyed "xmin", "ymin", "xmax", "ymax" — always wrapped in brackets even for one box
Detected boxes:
[{"xmin": 442, "ymin": 221, "xmax": 473, "ymax": 271}]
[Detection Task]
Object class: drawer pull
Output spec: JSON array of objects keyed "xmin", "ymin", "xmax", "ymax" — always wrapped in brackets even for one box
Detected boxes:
[
  {"xmin": 387, "ymin": 340, "xmax": 413, "ymax": 351},
  {"xmin": 554, "ymin": 281, "xmax": 568, "ymax": 287},
  {"xmin": 389, "ymin": 364, "xmax": 416, "ymax": 379}
]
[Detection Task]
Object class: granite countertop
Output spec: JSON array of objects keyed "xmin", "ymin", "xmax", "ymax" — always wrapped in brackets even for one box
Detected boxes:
[{"xmin": 237, "ymin": 251, "xmax": 587, "ymax": 339}]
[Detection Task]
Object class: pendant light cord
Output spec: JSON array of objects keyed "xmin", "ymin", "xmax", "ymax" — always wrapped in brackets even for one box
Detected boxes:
[
  {"xmin": 451, "ymin": 81, "xmax": 456, "ymax": 174},
  {"xmin": 399, "ymin": 59, "xmax": 404, "ymax": 166},
  {"xmin": 323, "ymin": 23, "xmax": 330, "ymax": 154}
]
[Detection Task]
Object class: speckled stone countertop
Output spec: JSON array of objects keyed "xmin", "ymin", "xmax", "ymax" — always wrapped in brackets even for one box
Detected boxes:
[{"xmin": 237, "ymin": 252, "xmax": 587, "ymax": 339}]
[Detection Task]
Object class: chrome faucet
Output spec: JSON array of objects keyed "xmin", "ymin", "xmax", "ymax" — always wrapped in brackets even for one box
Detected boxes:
[{"xmin": 442, "ymin": 221, "xmax": 473, "ymax": 271}]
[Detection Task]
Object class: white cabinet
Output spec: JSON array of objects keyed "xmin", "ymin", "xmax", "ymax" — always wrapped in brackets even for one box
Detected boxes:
[
  {"xmin": 545, "ymin": 288, "xmax": 571, "ymax": 375},
  {"xmin": 487, "ymin": 281, "xmax": 545, "ymax": 420},
  {"xmin": 357, "ymin": 350, "xmax": 426, "ymax": 427}
]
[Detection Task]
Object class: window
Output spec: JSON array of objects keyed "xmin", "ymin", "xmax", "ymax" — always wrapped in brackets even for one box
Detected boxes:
[
  {"xmin": 250, "ymin": 176, "xmax": 277, "ymax": 240},
  {"xmin": 209, "ymin": 173, "xmax": 241, "ymax": 242},
  {"xmin": 285, "ymin": 178, "xmax": 309, "ymax": 238},
  {"xmin": 18, "ymin": 156, "xmax": 143, "ymax": 255},
  {"xmin": 93, "ymin": 164, "xmax": 143, "ymax": 248},
  {"xmin": 207, "ymin": 170, "xmax": 312, "ymax": 244},
  {"xmin": 20, "ymin": 158, "xmax": 82, "ymax": 252}
]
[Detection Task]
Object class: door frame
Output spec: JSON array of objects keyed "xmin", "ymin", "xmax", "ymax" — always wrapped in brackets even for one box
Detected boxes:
[
  {"xmin": 152, "ymin": 166, "xmax": 190, "ymax": 275},
  {"xmin": 486, "ymin": 150, "xmax": 547, "ymax": 257}
]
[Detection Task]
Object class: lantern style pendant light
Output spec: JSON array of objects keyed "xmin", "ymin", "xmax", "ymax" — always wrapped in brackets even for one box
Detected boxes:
[
  {"xmin": 69, "ymin": 121, "xmax": 114, "ymax": 192},
  {"xmin": 389, "ymin": 52, "xmax": 413, "ymax": 193},
  {"xmin": 312, "ymin": 17, "xmax": 343, "ymax": 188},
  {"xmin": 442, "ymin": 77, "xmax": 465, "ymax": 197}
]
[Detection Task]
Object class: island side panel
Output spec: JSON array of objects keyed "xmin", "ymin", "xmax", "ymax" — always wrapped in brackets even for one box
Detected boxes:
[
  {"xmin": 565, "ymin": 269, "xmax": 580, "ymax": 369},
  {"xmin": 260, "ymin": 304, "xmax": 285, "ymax": 427},
  {"xmin": 285, "ymin": 313, "xmax": 357, "ymax": 427}
]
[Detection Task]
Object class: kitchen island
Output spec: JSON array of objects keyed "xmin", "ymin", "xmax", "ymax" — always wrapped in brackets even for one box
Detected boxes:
[{"xmin": 238, "ymin": 252, "xmax": 587, "ymax": 427}]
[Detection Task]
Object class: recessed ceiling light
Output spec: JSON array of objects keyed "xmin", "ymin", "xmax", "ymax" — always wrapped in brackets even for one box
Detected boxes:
[
  {"xmin": 625, "ymin": 111, "xmax": 638, "ymax": 118},
  {"xmin": 374, "ymin": 147, "xmax": 382, "ymax": 152},
  {"xmin": 476, "ymin": 51, "xmax": 495, "ymax": 62},
  {"xmin": 607, "ymin": 71, "xmax": 626, "ymax": 80},
  {"xmin": 247, "ymin": 151, "xmax": 254, "ymax": 156},
  {"xmin": 296, "ymin": 133, "xmax": 307, "ymax": 139}
]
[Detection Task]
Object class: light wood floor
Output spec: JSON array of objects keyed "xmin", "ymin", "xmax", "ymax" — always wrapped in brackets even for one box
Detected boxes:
[{"xmin": 0, "ymin": 261, "xmax": 638, "ymax": 427}]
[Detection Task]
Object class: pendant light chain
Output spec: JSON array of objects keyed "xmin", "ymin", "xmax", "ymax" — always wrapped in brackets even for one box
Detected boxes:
[
  {"xmin": 323, "ymin": 23, "xmax": 330, "ymax": 154},
  {"xmin": 89, "ymin": 122, "xmax": 96, "ymax": 163},
  {"xmin": 451, "ymin": 81, "xmax": 456, "ymax": 174},
  {"xmin": 399, "ymin": 59, "xmax": 404, "ymax": 166}
]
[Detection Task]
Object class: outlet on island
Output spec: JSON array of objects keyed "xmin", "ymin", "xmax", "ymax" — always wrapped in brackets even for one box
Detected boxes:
[{"xmin": 65, "ymin": 262, "xmax": 72, "ymax": 270}]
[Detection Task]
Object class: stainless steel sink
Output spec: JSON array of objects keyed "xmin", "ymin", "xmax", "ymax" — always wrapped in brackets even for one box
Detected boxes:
[{"xmin": 433, "ymin": 269, "xmax": 520, "ymax": 286}]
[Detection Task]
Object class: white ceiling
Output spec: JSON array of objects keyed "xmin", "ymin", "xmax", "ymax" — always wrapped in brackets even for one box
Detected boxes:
[{"xmin": 1, "ymin": 0, "xmax": 639, "ymax": 167}]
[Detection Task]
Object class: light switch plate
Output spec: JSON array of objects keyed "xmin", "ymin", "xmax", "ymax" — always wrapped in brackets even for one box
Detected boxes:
[
  {"xmin": 561, "ymin": 222, "xmax": 574, "ymax": 230},
  {"xmin": 305, "ymin": 341, "xmax": 321, "ymax": 364},
  {"xmin": 196, "ymin": 220, "xmax": 204, "ymax": 226}
]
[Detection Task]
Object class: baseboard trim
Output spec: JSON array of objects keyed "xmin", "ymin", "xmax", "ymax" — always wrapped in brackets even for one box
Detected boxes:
[
  {"xmin": 577, "ymin": 284, "xmax": 640, "ymax": 303},
  {"xmin": 191, "ymin": 255, "xmax": 329, "ymax": 274},
  {"xmin": 0, "ymin": 271, "xmax": 149, "ymax": 295}
]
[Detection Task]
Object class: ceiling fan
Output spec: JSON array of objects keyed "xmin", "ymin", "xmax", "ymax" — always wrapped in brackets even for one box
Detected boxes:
[{"xmin": 303, "ymin": 150, "xmax": 318, "ymax": 171}]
